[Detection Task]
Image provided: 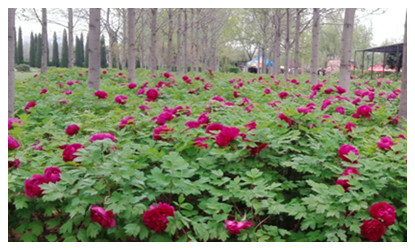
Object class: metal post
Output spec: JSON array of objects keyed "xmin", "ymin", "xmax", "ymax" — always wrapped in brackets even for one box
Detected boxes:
[{"xmin": 371, "ymin": 51, "xmax": 374, "ymax": 79}]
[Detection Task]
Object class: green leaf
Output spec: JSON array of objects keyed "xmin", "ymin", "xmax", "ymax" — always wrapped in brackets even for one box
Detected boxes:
[
  {"xmin": 13, "ymin": 195, "xmax": 29, "ymax": 209},
  {"xmin": 29, "ymin": 221, "xmax": 44, "ymax": 236},
  {"xmin": 63, "ymin": 236, "xmax": 77, "ymax": 242},
  {"xmin": 20, "ymin": 232, "xmax": 37, "ymax": 242},
  {"xmin": 59, "ymin": 220, "xmax": 73, "ymax": 234},
  {"xmin": 87, "ymin": 222, "xmax": 101, "ymax": 239},
  {"xmin": 45, "ymin": 234, "xmax": 58, "ymax": 242},
  {"xmin": 178, "ymin": 194, "xmax": 185, "ymax": 204},
  {"xmin": 149, "ymin": 233, "xmax": 172, "ymax": 242},
  {"xmin": 124, "ymin": 223, "xmax": 141, "ymax": 237}
]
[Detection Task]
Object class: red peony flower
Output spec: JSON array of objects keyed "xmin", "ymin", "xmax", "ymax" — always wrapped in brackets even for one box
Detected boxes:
[
  {"xmin": 142, "ymin": 202, "xmax": 175, "ymax": 232},
  {"xmin": 353, "ymin": 105, "xmax": 372, "ymax": 119},
  {"xmin": 40, "ymin": 88, "xmax": 48, "ymax": 94},
  {"xmin": 369, "ymin": 202, "xmax": 396, "ymax": 227},
  {"xmin": 278, "ymin": 113, "xmax": 293, "ymax": 126},
  {"xmin": 335, "ymin": 106, "xmax": 345, "ymax": 114},
  {"xmin": 185, "ymin": 121, "xmax": 201, "ymax": 129},
  {"xmin": 24, "ymin": 174, "xmax": 48, "ymax": 199},
  {"xmin": 90, "ymin": 206, "xmax": 116, "ymax": 228},
  {"xmin": 194, "ymin": 137, "xmax": 209, "ymax": 149},
  {"xmin": 44, "ymin": 166, "xmax": 61, "ymax": 183},
  {"xmin": 8, "ymin": 158, "xmax": 21, "ymax": 168},
  {"xmin": 119, "ymin": 116, "xmax": 135, "ymax": 129},
  {"xmin": 94, "ymin": 90, "xmax": 108, "ymax": 99},
  {"xmin": 206, "ymin": 123, "xmax": 224, "ymax": 135},
  {"xmin": 65, "ymin": 124, "xmax": 80, "ymax": 136},
  {"xmin": 197, "ymin": 112, "xmax": 210, "ymax": 125},
  {"xmin": 264, "ymin": 88, "xmax": 271, "ymax": 94},
  {"xmin": 338, "ymin": 144, "xmax": 359, "ymax": 163},
  {"xmin": 128, "ymin": 82, "xmax": 137, "ymax": 89},
  {"xmin": 360, "ymin": 219, "xmax": 386, "ymax": 242},
  {"xmin": 215, "ymin": 126, "xmax": 240, "ymax": 147},
  {"xmin": 321, "ymin": 99, "xmax": 332, "ymax": 111},
  {"xmin": 244, "ymin": 121, "xmax": 257, "ymax": 131},
  {"xmin": 89, "ymin": 133, "xmax": 116, "ymax": 143},
  {"xmin": 377, "ymin": 137, "xmax": 396, "ymax": 151},
  {"xmin": 114, "ymin": 95, "xmax": 128, "ymax": 105},
  {"xmin": 335, "ymin": 85, "xmax": 347, "ymax": 94},
  {"xmin": 8, "ymin": 135, "xmax": 20, "ymax": 150},
  {"xmin": 152, "ymin": 125, "xmax": 173, "ymax": 141},
  {"xmin": 345, "ymin": 122, "xmax": 356, "ymax": 133},
  {"xmin": 278, "ymin": 91, "xmax": 289, "ymax": 99},
  {"xmin": 224, "ymin": 220, "xmax": 253, "ymax": 235},
  {"xmin": 24, "ymin": 101, "xmax": 36, "ymax": 114},
  {"xmin": 146, "ymin": 88, "xmax": 159, "ymax": 102},
  {"xmin": 248, "ymin": 142, "xmax": 268, "ymax": 155},
  {"xmin": 8, "ymin": 118, "xmax": 23, "ymax": 130},
  {"xmin": 62, "ymin": 143, "xmax": 85, "ymax": 162}
]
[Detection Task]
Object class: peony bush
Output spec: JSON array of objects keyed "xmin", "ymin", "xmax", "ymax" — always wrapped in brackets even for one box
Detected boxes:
[{"xmin": 8, "ymin": 67, "xmax": 406, "ymax": 242}]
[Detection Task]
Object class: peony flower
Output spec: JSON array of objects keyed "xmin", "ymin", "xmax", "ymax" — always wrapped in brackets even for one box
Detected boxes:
[
  {"xmin": 206, "ymin": 123, "xmax": 224, "ymax": 135},
  {"xmin": 8, "ymin": 118, "xmax": 23, "ymax": 130},
  {"xmin": 114, "ymin": 95, "xmax": 128, "ymax": 105},
  {"xmin": 224, "ymin": 220, "xmax": 253, "ymax": 235},
  {"xmin": 146, "ymin": 88, "xmax": 159, "ymax": 102},
  {"xmin": 24, "ymin": 174, "xmax": 47, "ymax": 199},
  {"xmin": 360, "ymin": 219, "xmax": 386, "ymax": 242},
  {"xmin": 8, "ymin": 158, "xmax": 21, "ymax": 168},
  {"xmin": 142, "ymin": 202, "xmax": 175, "ymax": 232},
  {"xmin": 128, "ymin": 82, "xmax": 137, "ymax": 89},
  {"xmin": 264, "ymin": 88, "xmax": 271, "ymax": 94},
  {"xmin": 24, "ymin": 101, "xmax": 36, "ymax": 114},
  {"xmin": 245, "ymin": 121, "xmax": 257, "ymax": 131},
  {"xmin": 377, "ymin": 137, "xmax": 395, "ymax": 150},
  {"xmin": 321, "ymin": 99, "xmax": 332, "ymax": 111},
  {"xmin": 297, "ymin": 107, "xmax": 313, "ymax": 114},
  {"xmin": 102, "ymin": 70, "xmax": 107, "ymax": 74},
  {"xmin": 194, "ymin": 137, "xmax": 209, "ymax": 149},
  {"xmin": 90, "ymin": 206, "xmax": 116, "ymax": 228},
  {"xmin": 369, "ymin": 202, "xmax": 396, "ymax": 227},
  {"xmin": 40, "ymin": 88, "xmax": 48, "ymax": 94},
  {"xmin": 278, "ymin": 91, "xmax": 289, "ymax": 99},
  {"xmin": 353, "ymin": 105, "xmax": 372, "ymax": 119},
  {"xmin": 65, "ymin": 124, "xmax": 80, "ymax": 136},
  {"xmin": 119, "ymin": 116, "xmax": 135, "ymax": 129},
  {"xmin": 335, "ymin": 106, "xmax": 345, "ymax": 114},
  {"xmin": 94, "ymin": 90, "xmax": 108, "ymax": 99},
  {"xmin": 324, "ymin": 88, "xmax": 334, "ymax": 94},
  {"xmin": 152, "ymin": 125, "xmax": 173, "ymax": 141},
  {"xmin": 8, "ymin": 135, "xmax": 20, "ymax": 150},
  {"xmin": 62, "ymin": 143, "xmax": 85, "ymax": 162},
  {"xmin": 44, "ymin": 166, "xmax": 61, "ymax": 183},
  {"xmin": 345, "ymin": 122, "xmax": 357, "ymax": 133},
  {"xmin": 215, "ymin": 126, "xmax": 240, "ymax": 147},
  {"xmin": 338, "ymin": 144, "xmax": 359, "ymax": 163},
  {"xmin": 67, "ymin": 81, "xmax": 74, "ymax": 85},
  {"xmin": 248, "ymin": 142, "xmax": 268, "ymax": 156},
  {"xmin": 335, "ymin": 85, "xmax": 347, "ymax": 94},
  {"xmin": 89, "ymin": 133, "xmax": 116, "ymax": 143},
  {"xmin": 278, "ymin": 113, "xmax": 293, "ymax": 126},
  {"xmin": 197, "ymin": 112, "xmax": 210, "ymax": 125}
]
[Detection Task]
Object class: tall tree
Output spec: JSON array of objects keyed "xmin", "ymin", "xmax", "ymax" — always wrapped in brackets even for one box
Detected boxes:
[
  {"xmin": 80, "ymin": 33, "xmax": 85, "ymax": 65},
  {"xmin": 100, "ymin": 35, "xmax": 107, "ymax": 68},
  {"xmin": 29, "ymin": 32, "xmax": 36, "ymax": 67},
  {"xmin": 75, "ymin": 35, "xmax": 82, "ymax": 66},
  {"xmin": 398, "ymin": 12, "xmax": 407, "ymax": 120},
  {"xmin": 310, "ymin": 8, "xmax": 320, "ymax": 84},
  {"xmin": 149, "ymin": 8, "xmax": 158, "ymax": 73},
  {"xmin": 284, "ymin": 9, "xmax": 291, "ymax": 79},
  {"xmin": 167, "ymin": 9, "xmax": 174, "ymax": 71},
  {"xmin": 68, "ymin": 8, "xmax": 74, "ymax": 69},
  {"xmin": 176, "ymin": 9, "xmax": 183, "ymax": 73},
  {"xmin": 35, "ymin": 33, "xmax": 42, "ymax": 67},
  {"xmin": 16, "ymin": 27, "xmax": 24, "ymax": 64},
  {"xmin": 127, "ymin": 8, "xmax": 136, "ymax": 82},
  {"xmin": 85, "ymin": 33, "xmax": 89, "ymax": 67},
  {"xmin": 61, "ymin": 29, "xmax": 69, "ymax": 67},
  {"xmin": 41, "ymin": 8, "xmax": 48, "ymax": 73},
  {"xmin": 87, "ymin": 8, "xmax": 101, "ymax": 90},
  {"xmin": 52, "ymin": 32, "xmax": 60, "ymax": 67},
  {"xmin": 9, "ymin": 8, "xmax": 16, "ymax": 118},
  {"xmin": 339, "ymin": 8, "xmax": 356, "ymax": 91},
  {"xmin": 272, "ymin": 9, "xmax": 283, "ymax": 76},
  {"xmin": 183, "ymin": 9, "xmax": 188, "ymax": 73}
]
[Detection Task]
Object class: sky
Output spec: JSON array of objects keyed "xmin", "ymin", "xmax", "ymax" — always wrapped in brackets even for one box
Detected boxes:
[{"xmin": 14, "ymin": 8, "xmax": 406, "ymax": 51}]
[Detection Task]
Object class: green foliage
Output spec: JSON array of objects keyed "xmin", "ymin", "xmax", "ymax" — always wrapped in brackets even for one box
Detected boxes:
[
  {"xmin": 8, "ymin": 68, "xmax": 406, "ymax": 242},
  {"xmin": 15, "ymin": 64, "xmax": 31, "ymax": 72}
]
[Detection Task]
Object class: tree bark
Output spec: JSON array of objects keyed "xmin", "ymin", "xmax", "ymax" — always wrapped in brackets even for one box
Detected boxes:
[
  {"xmin": 87, "ymin": 8, "xmax": 101, "ymax": 90},
  {"xmin": 41, "ymin": 8, "xmax": 48, "ymax": 73},
  {"xmin": 176, "ymin": 9, "xmax": 183, "ymax": 73},
  {"xmin": 293, "ymin": 9, "xmax": 301, "ymax": 77},
  {"xmin": 127, "ymin": 8, "xmax": 136, "ymax": 83},
  {"xmin": 272, "ymin": 9, "xmax": 282, "ymax": 76},
  {"xmin": 167, "ymin": 9, "xmax": 174, "ymax": 71},
  {"xmin": 310, "ymin": 8, "xmax": 320, "ymax": 84},
  {"xmin": 339, "ymin": 8, "xmax": 356, "ymax": 91},
  {"xmin": 183, "ymin": 9, "xmax": 188, "ymax": 73},
  {"xmin": 149, "ymin": 8, "xmax": 158, "ymax": 73},
  {"xmin": 68, "ymin": 8, "xmax": 74, "ymax": 70},
  {"xmin": 121, "ymin": 9, "xmax": 127, "ymax": 70},
  {"xmin": 398, "ymin": 11, "xmax": 407, "ymax": 120},
  {"xmin": 9, "ymin": 8, "xmax": 16, "ymax": 118}
]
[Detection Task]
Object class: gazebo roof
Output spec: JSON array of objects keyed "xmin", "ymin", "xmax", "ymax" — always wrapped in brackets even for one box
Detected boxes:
[{"xmin": 355, "ymin": 43, "xmax": 403, "ymax": 54}]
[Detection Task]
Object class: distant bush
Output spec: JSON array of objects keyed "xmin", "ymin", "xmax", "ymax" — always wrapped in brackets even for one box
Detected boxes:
[
  {"xmin": 15, "ymin": 64, "xmax": 31, "ymax": 72},
  {"xmin": 227, "ymin": 66, "xmax": 241, "ymax": 73}
]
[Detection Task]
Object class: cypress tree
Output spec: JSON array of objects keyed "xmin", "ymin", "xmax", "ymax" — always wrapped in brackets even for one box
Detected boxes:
[
  {"xmin": 29, "ymin": 32, "xmax": 35, "ymax": 67},
  {"xmin": 100, "ymin": 35, "xmax": 107, "ymax": 68},
  {"xmin": 84, "ymin": 33, "xmax": 89, "ymax": 67},
  {"xmin": 75, "ymin": 35, "xmax": 81, "ymax": 67},
  {"xmin": 35, "ymin": 33, "xmax": 42, "ymax": 68},
  {"xmin": 61, "ymin": 29, "xmax": 68, "ymax": 67},
  {"xmin": 80, "ymin": 33, "xmax": 85, "ymax": 66},
  {"xmin": 52, "ymin": 32, "xmax": 59, "ymax": 67},
  {"xmin": 16, "ymin": 27, "xmax": 23, "ymax": 64}
]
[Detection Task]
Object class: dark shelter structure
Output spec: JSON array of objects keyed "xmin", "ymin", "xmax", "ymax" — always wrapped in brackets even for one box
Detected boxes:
[{"xmin": 354, "ymin": 43, "xmax": 403, "ymax": 79}]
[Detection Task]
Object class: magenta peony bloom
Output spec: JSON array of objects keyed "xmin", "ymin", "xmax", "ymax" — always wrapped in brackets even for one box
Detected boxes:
[
  {"xmin": 324, "ymin": 88, "xmax": 334, "ymax": 94},
  {"xmin": 128, "ymin": 82, "xmax": 137, "ymax": 89},
  {"xmin": 44, "ymin": 166, "xmax": 61, "ymax": 183},
  {"xmin": 67, "ymin": 80, "xmax": 74, "ymax": 85},
  {"xmin": 353, "ymin": 105, "xmax": 372, "ymax": 119},
  {"xmin": 89, "ymin": 133, "xmax": 116, "ymax": 143},
  {"xmin": 94, "ymin": 90, "xmax": 108, "ymax": 99},
  {"xmin": 8, "ymin": 135, "xmax": 20, "ymax": 150},
  {"xmin": 40, "ymin": 88, "xmax": 48, "ymax": 94},
  {"xmin": 193, "ymin": 137, "xmax": 209, "ymax": 149},
  {"xmin": 264, "ymin": 88, "xmax": 271, "ymax": 94},
  {"xmin": 369, "ymin": 202, "xmax": 396, "ymax": 227},
  {"xmin": 335, "ymin": 85, "xmax": 347, "ymax": 94},
  {"xmin": 360, "ymin": 219, "xmax": 386, "ymax": 242},
  {"xmin": 8, "ymin": 158, "xmax": 21, "ymax": 168},
  {"xmin": 152, "ymin": 125, "xmax": 173, "ymax": 141},
  {"xmin": 142, "ymin": 202, "xmax": 175, "ymax": 232},
  {"xmin": 65, "ymin": 124, "xmax": 80, "ymax": 136},
  {"xmin": 278, "ymin": 91, "xmax": 289, "ymax": 99},
  {"xmin": 197, "ymin": 112, "xmax": 210, "ymax": 125},
  {"xmin": 336, "ymin": 167, "xmax": 360, "ymax": 191},
  {"xmin": 146, "ymin": 88, "xmax": 159, "ymax": 102},
  {"xmin": 297, "ymin": 107, "xmax": 313, "ymax": 114},
  {"xmin": 377, "ymin": 137, "xmax": 395, "ymax": 150},
  {"xmin": 248, "ymin": 142, "xmax": 268, "ymax": 155},
  {"xmin": 206, "ymin": 123, "xmax": 224, "ymax": 134},
  {"xmin": 278, "ymin": 113, "xmax": 293, "ymax": 126},
  {"xmin": 338, "ymin": 144, "xmax": 359, "ymax": 163},
  {"xmin": 224, "ymin": 220, "xmax": 253, "ymax": 235},
  {"xmin": 119, "ymin": 116, "xmax": 135, "ymax": 129},
  {"xmin": 90, "ymin": 206, "xmax": 116, "ymax": 228},
  {"xmin": 24, "ymin": 101, "xmax": 36, "ymax": 114},
  {"xmin": 215, "ymin": 126, "xmax": 240, "ymax": 147},
  {"xmin": 8, "ymin": 118, "xmax": 23, "ymax": 130},
  {"xmin": 24, "ymin": 174, "xmax": 48, "ymax": 199},
  {"xmin": 321, "ymin": 99, "xmax": 332, "ymax": 111},
  {"xmin": 62, "ymin": 143, "xmax": 85, "ymax": 162},
  {"xmin": 114, "ymin": 95, "xmax": 128, "ymax": 105},
  {"xmin": 245, "ymin": 121, "xmax": 257, "ymax": 131},
  {"xmin": 342, "ymin": 166, "xmax": 359, "ymax": 176},
  {"xmin": 185, "ymin": 121, "xmax": 201, "ymax": 129},
  {"xmin": 335, "ymin": 106, "xmax": 345, "ymax": 114}
]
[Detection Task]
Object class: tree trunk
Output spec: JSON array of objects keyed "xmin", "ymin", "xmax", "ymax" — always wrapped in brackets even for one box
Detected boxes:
[
  {"xmin": 398, "ymin": 12, "xmax": 407, "ymax": 120},
  {"xmin": 167, "ymin": 9, "xmax": 173, "ymax": 71},
  {"xmin": 149, "ymin": 8, "xmax": 158, "ymax": 73},
  {"xmin": 127, "ymin": 8, "xmax": 136, "ymax": 83},
  {"xmin": 339, "ymin": 8, "xmax": 356, "ymax": 91},
  {"xmin": 310, "ymin": 8, "xmax": 320, "ymax": 84},
  {"xmin": 41, "ymin": 8, "xmax": 48, "ymax": 73},
  {"xmin": 121, "ymin": 9, "xmax": 128, "ymax": 70},
  {"xmin": 68, "ymin": 8, "xmax": 74, "ymax": 70},
  {"xmin": 190, "ymin": 9, "xmax": 196, "ymax": 72},
  {"xmin": 8, "ymin": 8, "xmax": 16, "ymax": 118},
  {"xmin": 272, "ymin": 9, "xmax": 282, "ymax": 76},
  {"xmin": 183, "ymin": 9, "xmax": 188, "ymax": 73},
  {"xmin": 87, "ymin": 8, "xmax": 101, "ymax": 90},
  {"xmin": 293, "ymin": 9, "xmax": 301, "ymax": 78},
  {"xmin": 195, "ymin": 9, "xmax": 202, "ymax": 72},
  {"xmin": 176, "ymin": 9, "xmax": 183, "ymax": 73},
  {"xmin": 284, "ymin": 9, "xmax": 290, "ymax": 79}
]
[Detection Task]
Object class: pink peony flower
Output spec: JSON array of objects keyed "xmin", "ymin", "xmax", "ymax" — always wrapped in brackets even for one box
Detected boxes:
[
  {"xmin": 335, "ymin": 85, "xmax": 347, "ymax": 94},
  {"xmin": 377, "ymin": 137, "xmax": 396, "ymax": 150},
  {"xmin": 94, "ymin": 90, "xmax": 108, "ymax": 99},
  {"xmin": 8, "ymin": 118, "xmax": 23, "ymax": 130},
  {"xmin": 119, "ymin": 116, "xmax": 135, "ymax": 129},
  {"xmin": 185, "ymin": 121, "xmax": 201, "ymax": 129},
  {"xmin": 338, "ymin": 144, "xmax": 359, "ymax": 163},
  {"xmin": 139, "ymin": 105, "xmax": 151, "ymax": 110},
  {"xmin": 40, "ymin": 88, "xmax": 48, "ymax": 94},
  {"xmin": 114, "ymin": 95, "xmax": 128, "ymax": 105},
  {"xmin": 278, "ymin": 91, "xmax": 289, "ymax": 99},
  {"xmin": 90, "ymin": 206, "xmax": 116, "ymax": 228},
  {"xmin": 128, "ymin": 82, "xmax": 137, "ymax": 89},
  {"xmin": 65, "ymin": 124, "xmax": 80, "ymax": 136},
  {"xmin": 62, "ymin": 143, "xmax": 85, "ymax": 162},
  {"xmin": 335, "ymin": 106, "xmax": 345, "ymax": 114},
  {"xmin": 67, "ymin": 81, "xmax": 74, "ymax": 86},
  {"xmin": 360, "ymin": 219, "xmax": 386, "ymax": 242},
  {"xmin": 353, "ymin": 105, "xmax": 372, "ymax": 119},
  {"xmin": 197, "ymin": 112, "xmax": 210, "ymax": 125},
  {"xmin": 248, "ymin": 142, "xmax": 268, "ymax": 155},
  {"xmin": 152, "ymin": 125, "xmax": 173, "ymax": 141},
  {"xmin": 24, "ymin": 174, "xmax": 48, "ymax": 199},
  {"xmin": 206, "ymin": 123, "xmax": 224, "ymax": 134},
  {"xmin": 224, "ymin": 220, "xmax": 253, "ymax": 235},
  {"xmin": 24, "ymin": 101, "xmax": 36, "ymax": 114},
  {"xmin": 8, "ymin": 135, "xmax": 20, "ymax": 150},
  {"xmin": 89, "ymin": 133, "xmax": 116, "ymax": 143},
  {"xmin": 278, "ymin": 113, "xmax": 293, "ymax": 126},
  {"xmin": 345, "ymin": 122, "xmax": 356, "ymax": 133},
  {"xmin": 194, "ymin": 137, "xmax": 209, "ymax": 149},
  {"xmin": 44, "ymin": 166, "xmax": 61, "ymax": 183},
  {"xmin": 245, "ymin": 121, "xmax": 257, "ymax": 131},
  {"xmin": 264, "ymin": 88, "xmax": 271, "ymax": 94},
  {"xmin": 9, "ymin": 158, "xmax": 21, "ymax": 168},
  {"xmin": 324, "ymin": 88, "xmax": 334, "ymax": 94},
  {"xmin": 215, "ymin": 126, "xmax": 240, "ymax": 147},
  {"xmin": 146, "ymin": 89, "xmax": 159, "ymax": 102},
  {"xmin": 142, "ymin": 202, "xmax": 175, "ymax": 232},
  {"xmin": 369, "ymin": 202, "xmax": 396, "ymax": 227},
  {"xmin": 321, "ymin": 99, "xmax": 332, "ymax": 111}
]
